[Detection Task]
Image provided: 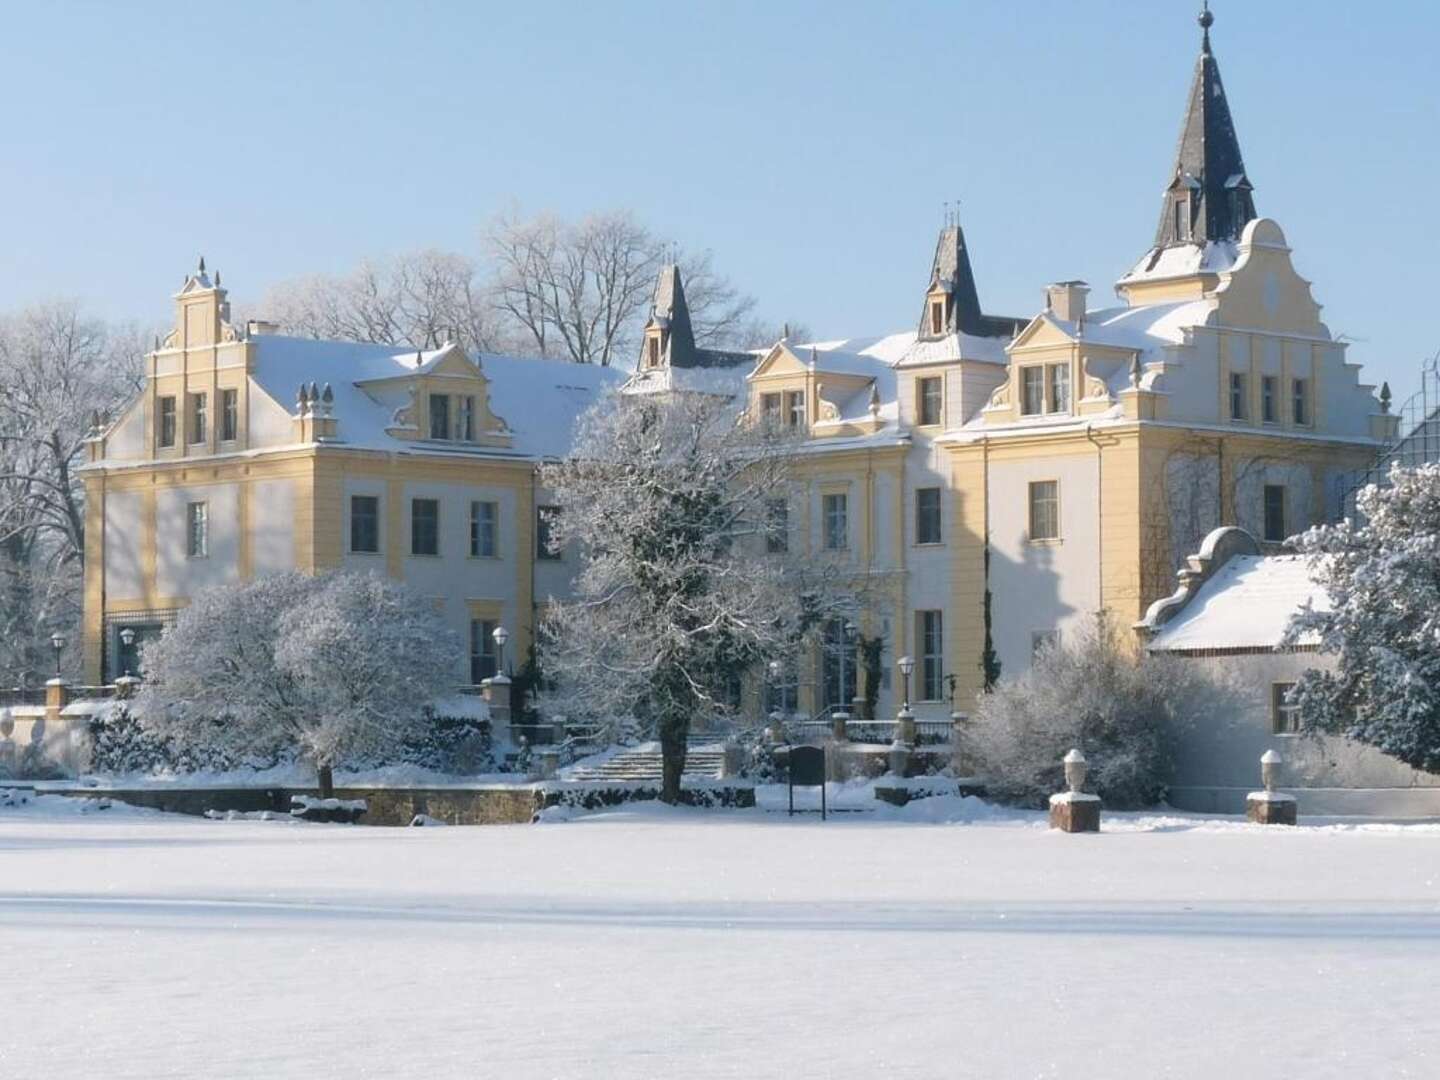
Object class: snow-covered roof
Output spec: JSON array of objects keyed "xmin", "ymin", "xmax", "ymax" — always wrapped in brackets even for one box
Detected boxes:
[
  {"xmin": 249, "ymin": 335, "xmax": 628, "ymax": 459},
  {"xmin": 1118, "ymin": 240, "xmax": 1238, "ymax": 286},
  {"xmin": 1148, "ymin": 553, "xmax": 1329, "ymax": 652}
]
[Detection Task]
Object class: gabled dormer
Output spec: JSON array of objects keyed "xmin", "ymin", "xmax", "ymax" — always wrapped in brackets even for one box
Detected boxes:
[{"xmin": 358, "ymin": 343, "xmax": 513, "ymax": 448}]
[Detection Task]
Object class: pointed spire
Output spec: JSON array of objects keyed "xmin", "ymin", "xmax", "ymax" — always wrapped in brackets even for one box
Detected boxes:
[
  {"xmin": 641, "ymin": 264, "xmax": 697, "ymax": 368},
  {"xmin": 198, "ymin": 255, "xmax": 206, "ymax": 274},
  {"xmin": 917, "ymin": 219, "xmax": 1022, "ymax": 340},
  {"xmin": 1152, "ymin": 3, "xmax": 1255, "ymax": 249}
]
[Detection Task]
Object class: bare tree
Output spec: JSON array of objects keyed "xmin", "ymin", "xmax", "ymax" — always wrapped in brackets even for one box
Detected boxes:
[
  {"xmin": 0, "ymin": 302, "xmax": 144, "ymax": 680},
  {"xmin": 486, "ymin": 209, "xmax": 760, "ymax": 365},
  {"xmin": 261, "ymin": 250, "xmax": 510, "ymax": 354}
]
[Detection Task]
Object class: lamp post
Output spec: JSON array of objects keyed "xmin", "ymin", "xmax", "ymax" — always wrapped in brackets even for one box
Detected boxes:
[
  {"xmin": 50, "ymin": 632, "xmax": 66, "ymax": 680},
  {"xmin": 119, "ymin": 627, "xmax": 136, "ymax": 679},
  {"xmin": 766, "ymin": 659, "xmax": 785, "ymax": 743},
  {"xmin": 897, "ymin": 654, "xmax": 914, "ymax": 711},
  {"xmin": 894, "ymin": 654, "xmax": 916, "ymax": 753},
  {"xmin": 492, "ymin": 624, "xmax": 510, "ymax": 678}
]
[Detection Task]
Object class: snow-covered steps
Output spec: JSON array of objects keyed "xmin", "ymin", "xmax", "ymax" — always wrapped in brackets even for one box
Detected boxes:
[{"xmin": 567, "ymin": 745, "xmax": 727, "ymax": 783}]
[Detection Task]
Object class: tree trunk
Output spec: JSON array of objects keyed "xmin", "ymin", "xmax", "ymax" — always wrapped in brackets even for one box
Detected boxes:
[
  {"xmin": 657, "ymin": 712, "xmax": 689, "ymax": 804},
  {"xmin": 317, "ymin": 763, "xmax": 335, "ymax": 799}
]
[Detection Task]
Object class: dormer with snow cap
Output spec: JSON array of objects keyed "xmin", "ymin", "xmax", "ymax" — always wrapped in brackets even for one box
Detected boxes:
[
  {"xmin": 1117, "ymin": 4, "xmax": 1257, "ymax": 306},
  {"xmin": 916, "ymin": 221, "xmax": 1025, "ymax": 343}
]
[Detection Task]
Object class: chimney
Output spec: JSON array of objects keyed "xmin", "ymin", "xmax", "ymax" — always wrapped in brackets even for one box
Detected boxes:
[
  {"xmin": 247, "ymin": 319, "xmax": 281, "ymax": 337},
  {"xmin": 1045, "ymin": 281, "xmax": 1090, "ymax": 326}
]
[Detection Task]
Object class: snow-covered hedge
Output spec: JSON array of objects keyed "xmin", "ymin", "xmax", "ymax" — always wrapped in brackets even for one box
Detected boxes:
[{"xmin": 542, "ymin": 781, "xmax": 756, "ymax": 812}]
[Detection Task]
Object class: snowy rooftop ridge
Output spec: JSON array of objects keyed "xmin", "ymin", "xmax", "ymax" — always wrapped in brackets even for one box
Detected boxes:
[{"xmin": 1146, "ymin": 549, "xmax": 1329, "ymax": 653}]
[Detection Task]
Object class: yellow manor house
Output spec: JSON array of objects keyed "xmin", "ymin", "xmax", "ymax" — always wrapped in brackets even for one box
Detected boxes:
[{"xmin": 81, "ymin": 13, "xmax": 1395, "ymax": 724}]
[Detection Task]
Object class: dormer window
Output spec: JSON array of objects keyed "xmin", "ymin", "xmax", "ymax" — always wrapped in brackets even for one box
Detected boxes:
[
  {"xmin": 1174, "ymin": 194, "xmax": 1191, "ymax": 242},
  {"xmin": 429, "ymin": 393, "xmax": 451, "ymax": 440},
  {"xmin": 929, "ymin": 299, "xmax": 945, "ymax": 336},
  {"xmin": 647, "ymin": 336, "xmax": 660, "ymax": 369}
]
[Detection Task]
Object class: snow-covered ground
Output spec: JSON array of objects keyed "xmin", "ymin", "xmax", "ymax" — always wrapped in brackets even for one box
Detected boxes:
[{"xmin": 2, "ymin": 792, "xmax": 1437, "ymax": 1079}]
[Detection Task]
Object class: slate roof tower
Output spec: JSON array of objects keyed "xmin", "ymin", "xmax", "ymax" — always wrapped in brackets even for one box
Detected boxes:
[{"xmin": 1150, "ymin": 3, "xmax": 1256, "ymax": 253}]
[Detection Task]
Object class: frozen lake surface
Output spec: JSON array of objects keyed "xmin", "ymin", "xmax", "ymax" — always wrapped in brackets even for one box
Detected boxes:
[{"xmin": 1, "ymin": 792, "xmax": 1436, "ymax": 1078}]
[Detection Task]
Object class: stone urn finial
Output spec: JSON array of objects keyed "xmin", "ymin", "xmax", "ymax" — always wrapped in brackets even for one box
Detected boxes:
[
  {"xmin": 1260, "ymin": 749, "xmax": 1283, "ymax": 794},
  {"xmin": 1063, "ymin": 748, "xmax": 1087, "ymax": 794}
]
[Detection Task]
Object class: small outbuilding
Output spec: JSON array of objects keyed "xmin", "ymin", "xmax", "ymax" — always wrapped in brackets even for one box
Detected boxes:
[{"xmin": 1137, "ymin": 527, "xmax": 1440, "ymax": 817}]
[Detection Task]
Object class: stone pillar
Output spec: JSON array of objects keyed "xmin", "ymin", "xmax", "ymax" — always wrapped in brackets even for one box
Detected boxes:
[
  {"xmin": 44, "ymin": 678, "xmax": 69, "ymax": 728},
  {"xmin": 482, "ymin": 675, "xmax": 513, "ymax": 741},
  {"xmin": 950, "ymin": 711, "xmax": 970, "ymax": 775},
  {"xmin": 850, "ymin": 694, "xmax": 867, "ymax": 723},
  {"xmin": 1049, "ymin": 748, "xmax": 1101, "ymax": 832},
  {"xmin": 895, "ymin": 706, "xmax": 915, "ymax": 747},
  {"xmin": 831, "ymin": 709, "xmax": 850, "ymax": 743},
  {"xmin": 1246, "ymin": 749, "xmax": 1297, "ymax": 825},
  {"xmin": 113, "ymin": 675, "xmax": 140, "ymax": 701},
  {"xmin": 765, "ymin": 710, "xmax": 786, "ymax": 745},
  {"xmin": 720, "ymin": 739, "xmax": 745, "ymax": 779},
  {"xmin": 537, "ymin": 747, "xmax": 561, "ymax": 780}
]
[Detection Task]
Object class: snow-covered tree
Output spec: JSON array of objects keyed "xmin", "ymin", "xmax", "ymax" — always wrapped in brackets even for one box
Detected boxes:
[
  {"xmin": 967, "ymin": 613, "xmax": 1239, "ymax": 808},
  {"xmin": 1285, "ymin": 464, "xmax": 1440, "ymax": 773},
  {"xmin": 539, "ymin": 391, "xmax": 839, "ymax": 801},
  {"xmin": 0, "ymin": 301, "xmax": 144, "ymax": 681},
  {"xmin": 137, "ymin": 571, "xmax": 461, "ymax": 794}
]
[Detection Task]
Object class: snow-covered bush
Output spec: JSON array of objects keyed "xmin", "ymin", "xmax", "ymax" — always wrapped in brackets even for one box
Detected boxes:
[
  {"xmin": 1285, "ymin": 464, "xmax": 1440, "ymax": 772},
  {"xmin": 137, "ymin": 570, "xmax": 461, "ymax": 793},
  {"xmin": 967, "ymin": 614, "xmax": 1237, "ymax": 808},
  {"xmin": 86, "ymin": 703, "xmax": 276, "ymax": 775}
]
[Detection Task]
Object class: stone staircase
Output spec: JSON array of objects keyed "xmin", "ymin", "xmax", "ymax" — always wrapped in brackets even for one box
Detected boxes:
[{"xmin": 567, "ymin": 743, "xmax": 727, "ymax": 783}]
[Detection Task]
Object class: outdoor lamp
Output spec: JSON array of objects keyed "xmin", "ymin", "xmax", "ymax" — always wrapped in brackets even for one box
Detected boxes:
[
  {"xmin": 897, "ymin": 654, "xmax": 915, "ymax": 709},
  {"xmin": 120, "ymin": 627, "xmax": 136, "ymax": 679},
  {"xmin": 768, "ymin": 659, "xmax": 782, "ymax": 679},
  {"xmin": 492, "ymin": 624, "xmax": 509, "ymax": 675},
  {"xmin": 50, "ymin": 631, "xmax": 66, "ymax": 678}
]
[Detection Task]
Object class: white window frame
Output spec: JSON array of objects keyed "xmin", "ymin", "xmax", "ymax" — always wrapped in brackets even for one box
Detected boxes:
[
  {"xmin": 917, "ymin": 376, "xmax": 943, "ymax": 426},
  {"xmin": 915, "ymin": 487, "xmax": 942, "ymax": 545},
  {"xmin": 1028, "ymin": 480, "xmax": 1059, "ymax": 542},
  {"xmin": 918, "ymin": 610, "xmax": 943, "ymax": 702},
  {"xmin": 1271, "ymin": 682, "xmax": 1300, "ymax": 735}
]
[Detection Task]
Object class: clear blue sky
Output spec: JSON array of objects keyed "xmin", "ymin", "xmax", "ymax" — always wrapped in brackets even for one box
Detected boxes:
[{"xmin": 3, "ymin": 0, "xmax": 1438, "ymax": 401}]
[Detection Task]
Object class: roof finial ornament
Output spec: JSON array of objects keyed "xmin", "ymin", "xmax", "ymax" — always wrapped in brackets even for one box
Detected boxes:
[
  {"xmin": 1198, "ymin": 1, "xmax": 1213, "ymax": 52},
  {"xmin": 198, "ymin": 255, "xmax": 206, "ymax": 274}
]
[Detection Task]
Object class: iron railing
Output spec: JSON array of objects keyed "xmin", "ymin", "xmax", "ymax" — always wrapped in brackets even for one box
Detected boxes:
[{"xmin": 1339, "ymin": 354, "xmax": 1440, "ymax": 521}]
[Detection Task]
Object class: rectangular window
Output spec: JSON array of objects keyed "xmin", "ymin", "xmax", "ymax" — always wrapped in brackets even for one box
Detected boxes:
[
  {"xmin": 1028, "ymin": 480, "xmax": 1059, "ymax": 541},
  {"xmin": 470, "ymin": 619, "xmax": 499, "ymax": 684},
  {"xmin": 647, "ymin": 337, "xmax": 660, "ymax": 368},
  {"xmin": 350, "ymin": 495, "xmax": 379, "ymax": 554},
  {"xmin": 786, "ymin": 390, "xmax": 805, "ymax": 428},
  {"xmin": 1021, "ymin": 367, "xmax": 1044, "ymax": 416},
  {"xmin": 1174, "ymin": 195, "xmax": 1190, "ymax": 242},
  {"xmin": 761, "ymin": 392, "xmax": 782, "ymax": 421},
  {"xmin": 917, "ymin": 377, "xmax": 943, "ymax": 426},
  {"xmin": 411, "ymin": 498, "xmax": 439, "ymax": 556},
  {"xmin": 1047, "ymin": 363, "xmax": 1071, "ymax": 414},
  {"xmin": 1230, "ymin": 371, "xmax": 1247, "ymax": 420},
  {"xmin": 915, "ymin": 487, "xmax": 942, "ymax": 545},
  {"xmin": 1261, "ymin": 376, "xmax": 1277, "ymax": 423},
  {"xmin": 537, "ymin": 505, "xmax": 562, "ymax": 560},
  {"xmin": 1263, "ymin": 484, "xmax": 1286, "ymax": 543},
  {"xmin": 470, "ymin": 500, "xmax": 498, "ymax": 558},
  {"xmin": 930, "ymin": 299, "xmax": 944, "ymax": 336},
  {"xmin": 765, "ymin": 498, "xmax": 789, "ymax": 554},
  {"xmin": 822, "ymin": 619, "xmax": 858, "ymax": 708},
  {"xmin": 189, "ymin": 392, "xmax": 207, "ymax": 444},
  {"xmin": 158, "ymin": 396, "xmax": 176, "ymax": 448},
  {"xmin": 220, "ymin": 388, "xmax": 238, "ymax": 442},
  {"xmin": 822, "ymin": 492, "xmax": 848, "ymax": 551},
  {"xmin": 1292, "ymin": 378, "xmax": 1309, "ymax": 426},
  {"xmin": 918, "ymin": 610, "xmax": 943, "ymax": 701},
  {"xmin": 429, "ymin": 393, "xmax": 450, "ymax": 440},
  {"xmin": 186, "ymin": 501, "xmax": 208, "ymax": 558},
  {"xmin": 1271, "ymin": 682, "xmax": 1300, "ymax": 735},
  {"xmin": 459, "ymin": 396, "xmax": 475, "ymax": 441}
]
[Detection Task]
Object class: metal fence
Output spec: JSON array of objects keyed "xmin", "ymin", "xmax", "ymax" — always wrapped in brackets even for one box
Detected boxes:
[{"xmin": 1339, "ymin": 355, "xmax": 1440, "ymax": 521}]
